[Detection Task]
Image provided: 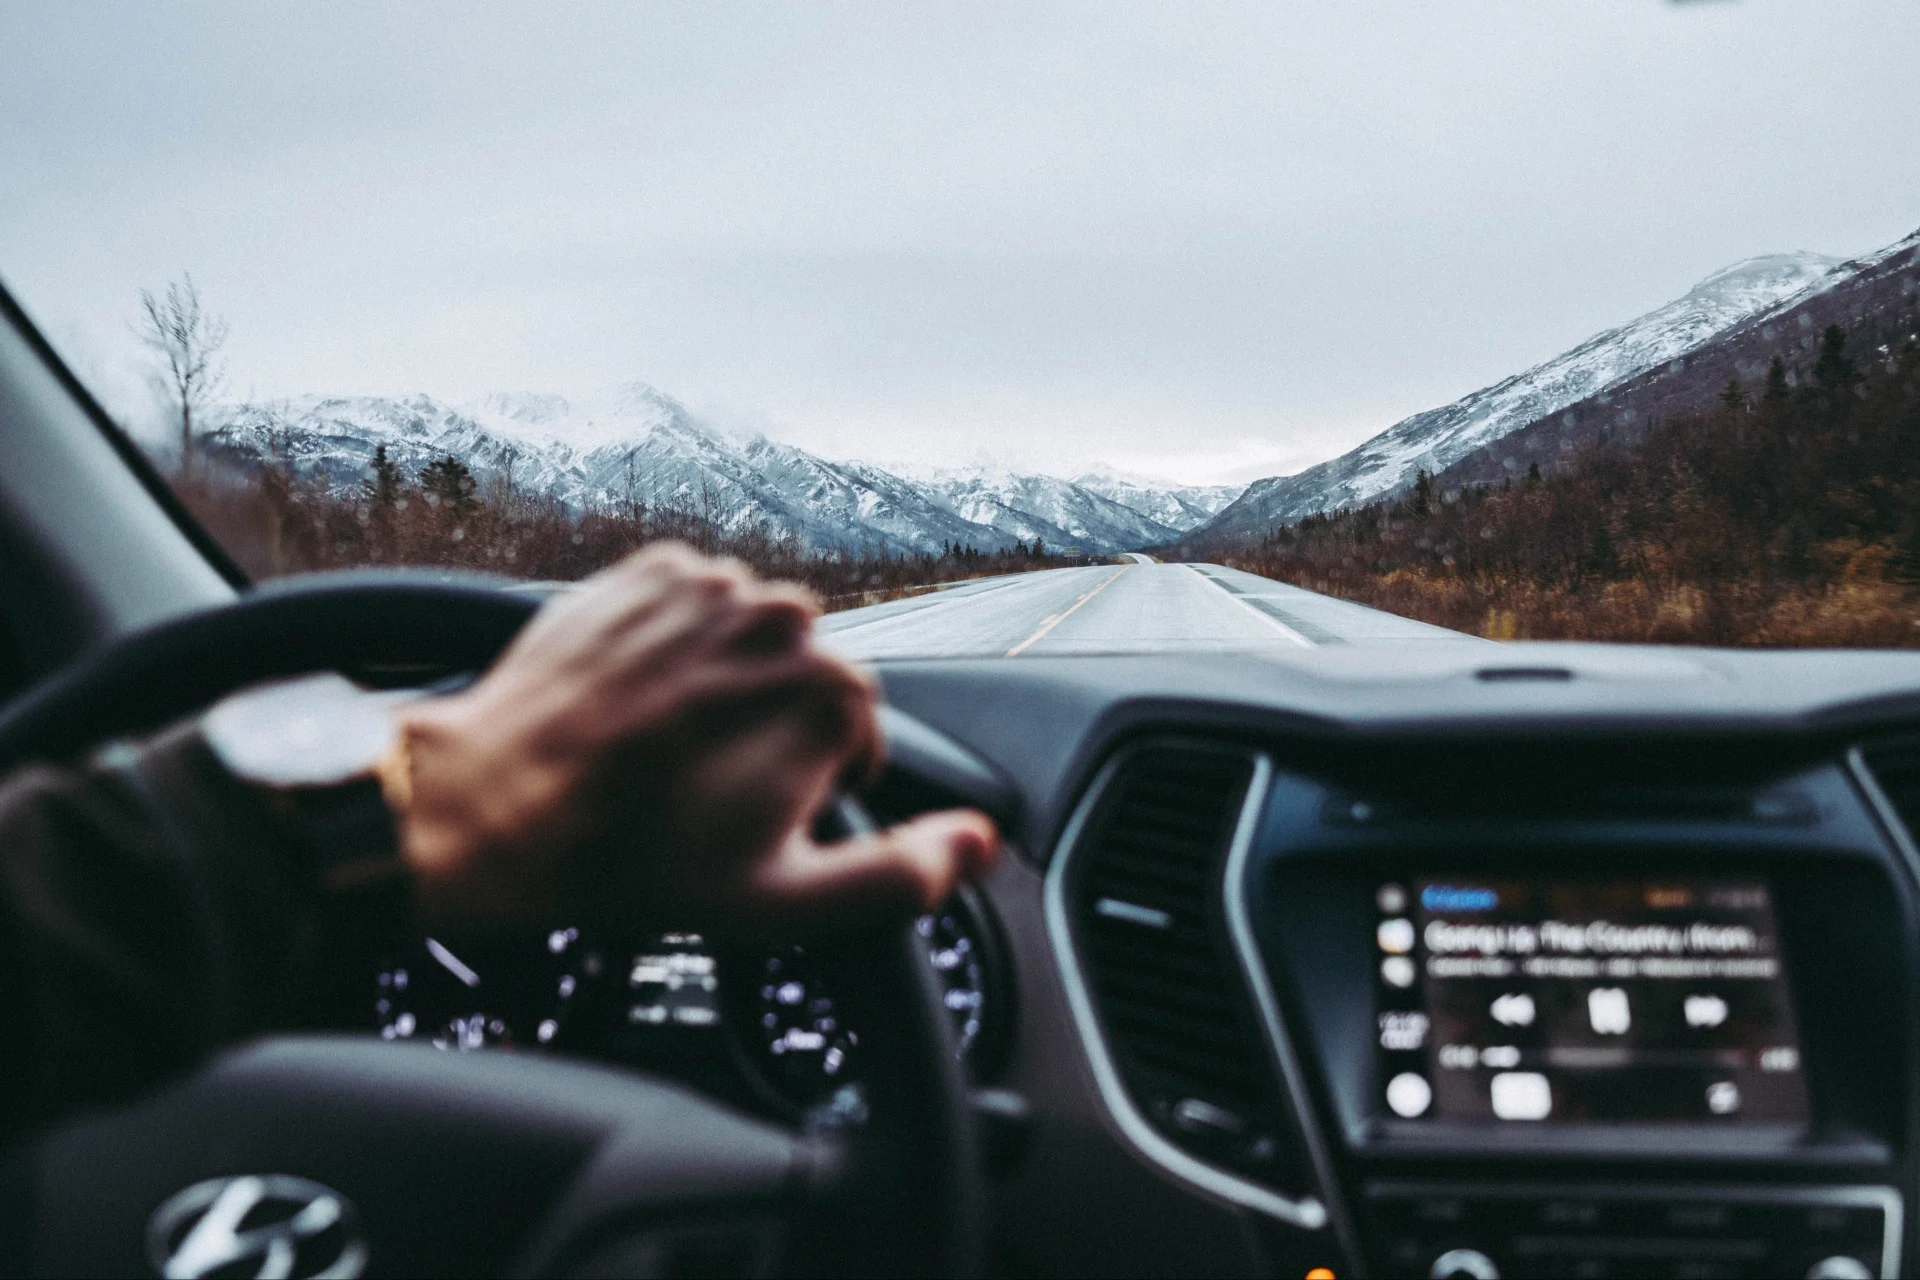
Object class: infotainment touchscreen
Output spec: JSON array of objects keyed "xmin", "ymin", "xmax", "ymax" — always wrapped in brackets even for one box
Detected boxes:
[{"xmin": 1373, "ymin": 878, "xmax": 1809, "ymax": 1127}]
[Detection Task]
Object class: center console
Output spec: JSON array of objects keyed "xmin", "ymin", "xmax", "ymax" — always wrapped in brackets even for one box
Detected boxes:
[{"xmin": 1248, "ymin": 755, "xmax": 1914, "ymax": 1280}]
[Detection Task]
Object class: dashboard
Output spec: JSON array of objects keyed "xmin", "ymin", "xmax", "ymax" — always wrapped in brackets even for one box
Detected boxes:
[
  {"xmin": 365, "ymin": 888, "xmax": 1008, "ymax": 1122},
  {"xmin": 357, "ymin": 642, "xmax": 1920, "ymax": 1280}
]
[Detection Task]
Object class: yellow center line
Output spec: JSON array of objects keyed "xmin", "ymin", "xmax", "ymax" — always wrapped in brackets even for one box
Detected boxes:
[{"xmin": 1005, "ymin": 566, "xmax": 1131, "ymax": 656}]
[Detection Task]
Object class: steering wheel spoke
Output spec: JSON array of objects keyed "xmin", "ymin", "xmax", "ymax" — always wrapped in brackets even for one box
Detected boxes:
[{"xmin": 27, "ymin": 1036, "xmax": 798, "ymax": 1277}]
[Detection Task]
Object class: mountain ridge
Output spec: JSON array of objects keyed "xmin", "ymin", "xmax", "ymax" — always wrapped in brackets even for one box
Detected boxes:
[
  {"xmin": 1415, "ymin": 224, "xmax": 1920, "ymax": 500},
  {"xmin": 204, "ymin": 384, "xmax": 1239, "ymax": 557},
  {"xmin": 1182, "ymin": 247, "xmax": 1853, "ymax": 546}
]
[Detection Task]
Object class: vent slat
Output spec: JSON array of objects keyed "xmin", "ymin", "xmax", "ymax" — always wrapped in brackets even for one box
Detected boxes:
[
  {"xmin": 1086, "ymin": 851, "xmax": 1216, "ymax": 890},
  {"xmin": 1098, "ymin": 975, "xmax": 1241, "ymax": 1022},
  {"xmin": 1103, "ymin": 1006, "xmax": 1254, "ymax": 1057},
  {"xmin": 1097, "ymin": 837, "xmax": 1214, "ymax": 868},
  {"xmin": 1099, "ymin": 831, "xmax": 1220, "ymax": 862},
  {"xmin": 1083, "ymin": 942, "xmax": 1221, "ymax": 987}
]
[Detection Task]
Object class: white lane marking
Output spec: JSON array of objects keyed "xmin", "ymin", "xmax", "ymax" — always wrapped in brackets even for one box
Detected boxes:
[
  {"xmin": 1005, "ymin": 566, "xmax": 1130, "ymax": 656},
  {"xmin": 426, "ymin": 937, "xmax": 482, "ymax": 988},
  {"xmin": 1185, "ymin": 565, "xmax": 1314, "ymax": 648}
]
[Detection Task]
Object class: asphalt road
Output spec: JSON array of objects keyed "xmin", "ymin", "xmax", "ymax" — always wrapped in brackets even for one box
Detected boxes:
[{"xmin": 820, "ymin": 562, "xmax": 1482, "ymax": 661}]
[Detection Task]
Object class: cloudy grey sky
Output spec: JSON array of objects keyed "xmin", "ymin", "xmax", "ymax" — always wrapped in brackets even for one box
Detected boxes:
[{"xmin": 4, "ymin": 2, "xmax": 1919, "ymax": 485}]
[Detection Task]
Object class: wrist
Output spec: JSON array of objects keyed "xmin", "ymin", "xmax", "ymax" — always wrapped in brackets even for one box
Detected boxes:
[
  {"xmin": 385, "ymin": 702, "xmax": 472, "ymax": 925},
  {"xmin": 199, "ymin": 674, "xmax": 411, "ymax": 892},
  {"xmin": 386, "ymin": 696, "xmax": 562, "ymax": 930}
]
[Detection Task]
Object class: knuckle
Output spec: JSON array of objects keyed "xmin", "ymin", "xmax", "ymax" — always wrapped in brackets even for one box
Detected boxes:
[
  {"xmin": 634, "ymin": 542, "xmax": 703, "ymax": 577},
  {"xmin": 688, "ymin": 569, "xmax": 743, "ymax": 599}
]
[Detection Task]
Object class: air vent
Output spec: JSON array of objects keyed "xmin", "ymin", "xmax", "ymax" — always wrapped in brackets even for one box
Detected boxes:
[
  {"xmin": 1862, "ymin": 741, "xmax": 1920, "ymax": 845},
  {"xmin": 1066, "ymin": 745, "xmax": 1308, "ymax": 1193}
]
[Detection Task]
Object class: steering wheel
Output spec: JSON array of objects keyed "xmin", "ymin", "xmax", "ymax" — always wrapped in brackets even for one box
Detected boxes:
[{"xmin": 0, "ymin": 570, "xmax": 984, "ymax": 1279}]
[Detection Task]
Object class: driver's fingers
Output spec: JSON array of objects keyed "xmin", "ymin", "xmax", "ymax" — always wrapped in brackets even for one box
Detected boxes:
[
  {"xmin": 514, "ymin": 545, "xmax": 765, "ymax": 667},
  {"xmin": 605, "ymin": 541, "xmax": 748, "ymax": 590},
  {"xmin": 641, "ymin": 645, "xmax": 877, "ymax": 761},
  {"xmin": 724, "ymin": 581, "xmax": 821, "ymax": 657},
  {"xmin": 596, "ymin": 585, "xmax": 808, "ymax": 687},
  {"xmin": 734, "ymin": 810, "xmax": 1001, "ymax": 933}
]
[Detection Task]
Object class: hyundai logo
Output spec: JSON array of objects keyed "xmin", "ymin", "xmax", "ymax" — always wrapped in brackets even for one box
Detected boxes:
[{"xmin": 147, "ymin": 1174, "xmax": 368, "ymax": 1280}]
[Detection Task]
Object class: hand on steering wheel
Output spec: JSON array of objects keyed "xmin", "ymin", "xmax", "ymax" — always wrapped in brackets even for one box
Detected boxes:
[
  {"xmin": 391, "ymin": 544, "xmax": 999, "ymax": 936},
  {"xmin": 0, "ymin": 553, "xmax": 993, "ymax": 1278}
]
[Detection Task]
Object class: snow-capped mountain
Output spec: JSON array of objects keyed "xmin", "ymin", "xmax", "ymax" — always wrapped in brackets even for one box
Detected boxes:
[
  {"xmin": 905, "ymin": 467, "xmax": 1188, "ymax": 551},
  {"xmin": 1188, "ymin": 250, "xmax": 1845, "ymax": 542},
  {"xmin": 205, "ymin": 382, "xmax": 1208, "ymax": 556},
  {"xmin": 1419, "ymin": 224, "xmax": 1920, "ymax": 499},
  {"xmin": 1070, "ymin": 467, "xmax": 1242, "ymax": 531},
  {"xmin": 213, "ymin": 393, "xmax": 530, "ymax": 492}
]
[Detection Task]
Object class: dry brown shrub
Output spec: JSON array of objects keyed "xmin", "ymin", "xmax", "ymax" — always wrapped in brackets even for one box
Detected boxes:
[{"xmin": 1201, "ymin": 335, "xmax": 1920, "ymax": 649}]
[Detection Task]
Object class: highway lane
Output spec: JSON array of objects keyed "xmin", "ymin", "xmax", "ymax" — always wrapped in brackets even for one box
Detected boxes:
[{"xmin": 820, "ymin": 562, "xmax": 1483, "ymax": 661}]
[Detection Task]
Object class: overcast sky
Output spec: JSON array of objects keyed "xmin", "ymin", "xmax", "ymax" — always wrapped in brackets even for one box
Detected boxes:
[{"xmin": 4, "ymin": 2, "xmax": 1919, "ymax": 485}]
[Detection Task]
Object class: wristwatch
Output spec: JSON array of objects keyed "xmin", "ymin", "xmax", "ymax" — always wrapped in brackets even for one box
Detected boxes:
[{"xmin": 199, "ymin": 672, "xmax": 414, "ymax": 893}]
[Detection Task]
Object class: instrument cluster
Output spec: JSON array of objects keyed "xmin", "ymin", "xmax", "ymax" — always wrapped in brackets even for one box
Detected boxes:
[{"xmin": 371, "ymin": 888, "xmax": 1007, "ymax": 1119}]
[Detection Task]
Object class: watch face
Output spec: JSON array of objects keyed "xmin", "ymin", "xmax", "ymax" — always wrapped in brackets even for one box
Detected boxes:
[{"xmin": 200, "ymin": 673, "xmax": 405, "ymax": 789}]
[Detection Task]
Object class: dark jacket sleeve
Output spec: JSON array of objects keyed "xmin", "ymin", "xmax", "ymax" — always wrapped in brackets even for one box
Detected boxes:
[{"xmin": 0, "ymin": 723, "xmax": 356, "ymax": 1136}]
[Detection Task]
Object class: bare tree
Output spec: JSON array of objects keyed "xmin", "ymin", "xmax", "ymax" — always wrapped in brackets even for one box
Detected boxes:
[{"xmin": 136, "ymin": 274, "xmax": 228, "ymax": 476}]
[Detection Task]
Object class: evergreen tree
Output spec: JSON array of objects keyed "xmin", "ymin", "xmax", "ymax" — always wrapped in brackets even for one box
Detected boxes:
[
  {"xmin": 1411, "ymin": 469, "xmax": 1433, "ymax": 517},
  {"xmin": 362, "ymin": 443, "xmax": 403, "ymax": 509},
  {"xmin": 1763, "ymin": 356, "xmax": 1792, "ymax": 403},
  {"xmin": 421, "ymin": 454, "xmax": 478, "ymax": 515},
  {"xmin": 360, "ymin": 443, "xmax": 405, "ymax": 559},
  {"xmin": 1812, "ymin": 324, "xmax": 1858, "ymax": 392},
  {"xmin": 1526, "ymin": 460, "xmax": 1542, "ymax": 486},
  {"xmin": 1718, "ymin": 377, "xmax": 1748, "ymax": 413}
]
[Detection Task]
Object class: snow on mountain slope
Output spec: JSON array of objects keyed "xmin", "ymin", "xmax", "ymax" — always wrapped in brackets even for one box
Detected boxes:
[
  {"xmin": 206, "ymin": 383, "xmax": 1210, "ymax": 556},
  {"xmin": 907, "ymin": 466, "xmax": 1185, "ymax": 551},
  {"xmin": 210, "ymin": 393, "xmax": 529, "ymax": 493},
  {"xmin": 209, "ymin": 386, "xmax": 1013, "ymax": 555},
  {"xmin": 1070, "ymin": 467, "xmax": 1243, "ymax": 531},
  {"xmin": 1418, "ymin": 224, "xmax": 1920, "ymax": 500},
  {"xmin": 1188, "ymin": 251, "xmax": 1843, "ymax": 542}
]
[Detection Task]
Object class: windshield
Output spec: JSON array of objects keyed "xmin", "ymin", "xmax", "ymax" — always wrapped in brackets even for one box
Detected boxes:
[{"xmin": 6, "ymin": 4, "xmax": 1918, "ymax": 657}]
